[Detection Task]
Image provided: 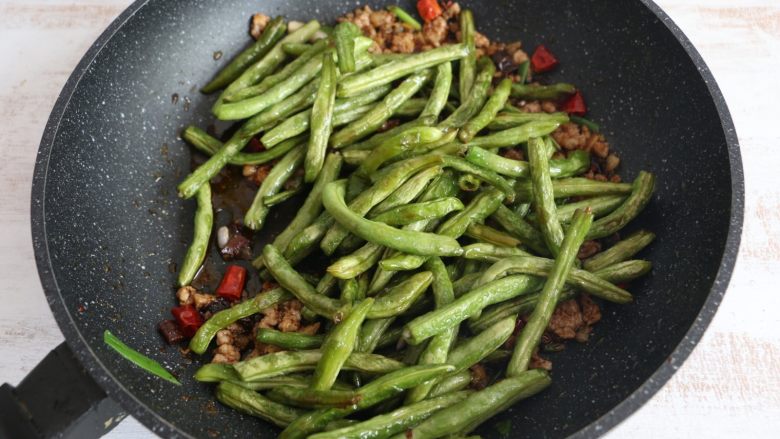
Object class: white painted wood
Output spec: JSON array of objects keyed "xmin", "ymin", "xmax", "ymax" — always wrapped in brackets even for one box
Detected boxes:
[{"xmin": 0, "ymin": 1, "xmax": 777, "ymax": 437}]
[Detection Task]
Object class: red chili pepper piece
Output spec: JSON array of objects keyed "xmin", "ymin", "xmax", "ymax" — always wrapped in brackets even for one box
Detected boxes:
[
  {"xmin": 246, "ymin": 137, "xmax": 266, "ymax": 153},
  {"xmin": 171, "ymin": 305, "xmax": 203, "ymax": 338},
  {"xmin": 530, "ymin": 45, "xmax": 559, "ymax": 73},
  {"xmin": 561, "ymin": 91, "xmax": 587, "ymax": 116},
  {"xmin": 417, "ymin": 0, "xmax": 442, "ymax": 22},
  {"xmin": 216, "ymin": 265, "xmax": 247, "ymax": 301}
]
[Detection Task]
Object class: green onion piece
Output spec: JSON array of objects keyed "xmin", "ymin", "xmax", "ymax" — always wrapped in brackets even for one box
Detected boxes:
[
  {"xmin": 103, "ymin": 330, "xmax": 181, "ymax": 385},
  {"xmin": 388, "ymin": 6, "xmax": 422, "ymax": 30},
  {"xmin": 517, "ymin": 60, "xmax": 530, "ymax": 84},
  {"xmin": 570, "ymin": 115, "xmax": 600, "ymax": 133}
]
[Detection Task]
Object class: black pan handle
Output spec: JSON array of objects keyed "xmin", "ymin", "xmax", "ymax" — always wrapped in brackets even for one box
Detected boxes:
[{"xmin": 0, "ymin": 342, "xmax": 126, "ymax": 439}]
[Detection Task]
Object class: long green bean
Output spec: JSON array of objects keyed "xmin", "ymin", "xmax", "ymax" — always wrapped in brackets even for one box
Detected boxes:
[
  {"xmin": 189, "ymin": 288, "xmax": 292, "ymax": 354},
  {"xmin": 244, "ymin": 144, "xmax": 305, "ymax": 230},
  {"xmin": 507, "ymin": 209, "xmax": 593, "ymax": 375},
  {"xmin": 514, "ymin": 177, "xmax": 634, "ymax": 202},
  {"xmin": 466, "ymin": 146, "xmax": 589, "ymax": 179},
  {"xmin": 460, "ymin": 78, "xmax": 513, "ymax": 142},
  {"xmin": 458, "ymin": 9, "xmax": 476, "ymax": 99},
  {"xmin": 420, "ymin": 61, "xmax": 453, "ymax": 122},
  {"xmin": 256, "ymin": 328, "xmax": 324, "ymax": 350},
  {"xmin": 439, "ymin": 57, "xmax": 495, "ymax": 130},
  {"xmin": 487, "ymin": 112, "xmax": 570, "ymax": 130},
  {"xmin": 371, "ymin": 198, "xmax": 464, "ymax": 226},
  {"xmin": 201, "ymin": 17, "xmax": 287, "ymax": 93},
  {"xmin": 312, "ymin": 298, "xmax": 374, "ymax": 390},
  {"xmin": 338, "ymin": 43, "xmax": 468, "ymax": 97},
  {"xmin": 233, "ymin": 350, "xmax": 406, "ymax": 382},
  {"xmin": 510, "ymin": 82, "xmax": 576, "ymax": 100},
  {"xmin": 466, "ymin": 121, "xmax": 562, "ymax": 150},
  {"xmin": 177, "ymin": 184, "xmax": 212, "ymax": 286},
  {"xmin": 216, "ymin": 382, "xmax": 305, "ymax": 427},
  {"xmin": 306, "ymin": 52, "xmax": 338, "ymax": 182},
  {"xmin": 586, "ymin": 171, "xmax": 655, "ymax": 239},
  {"xmin": 528, "ymin": 137, "xmax": 565, "ymax": 255}
]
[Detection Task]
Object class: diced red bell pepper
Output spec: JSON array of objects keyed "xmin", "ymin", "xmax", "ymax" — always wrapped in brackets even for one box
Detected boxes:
[
  {"xmin": 216, "ymin": 265, "xmax": 247, "ymax": 301},
  {"xmin": 561, "ymin": 91, "xmax": 587, "ymax": 116},
  {"xmin": 417, "ymin": 0, "xmax": 442, "ymax": 22},
  {"xmin": 530, "ymin": 45, "xmax": 559, "ymax": 73},
  {"xmin": 171, "ymin": 305, "xmax": 203, "ymax": 338}
]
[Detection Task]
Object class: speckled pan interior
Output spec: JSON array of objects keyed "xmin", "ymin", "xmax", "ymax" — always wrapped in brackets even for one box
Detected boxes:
[{"xmin": 31, "ymin": 0, "xmax": 743, "ymax": 438}]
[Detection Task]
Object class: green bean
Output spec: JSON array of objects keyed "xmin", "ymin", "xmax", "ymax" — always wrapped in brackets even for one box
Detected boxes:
[
  {"xmin": 357, "ymin": 317, "xmax": 396, "ymax": 353},
  {"xmin": 201, "ymin": 17, "xmax": 286, "ymax": 93},
  {"xmin": 267, "ymin": 386, "xmax": 361, "ymax": 409},
  {"xmin": 371, "ymin": 52, "xmax": 408, "ymax": 65},
  {"xmin": 178, "ymin": 82, "xmax": 319, "ymax": 199},
  {"xmin": 215, "ymin": 53, "xmax": 324, "ymax": 120},
  {"xmin": 323, "ymin": 155, "xmax": 431, "ymax": 253},
  {"xmin": 224, "ymin": 39, "xmax": 329, "ymax": 102},
  {"xmin": 371, "ymin": 165, "xmax": 442, "ymax": 214},
  {"xmin": 486, "ymin": 111, "xmax": 570, "ymax": 130},
  {"xmin": 462, "ymin": 243, "xmax": 531, "ymax": 262},
  {"xmin": 263, "ymin": 187, "xmax": 301, "ymax": 207},
  {"xmin": 263, "ymin": 244, "xmax": 344, "ymax": 320},
  {"xmin": 244, "ymin": 145, "xmax": 305, "ymax": 230},
  {"xmin": 405, "ymin": 257, "xmax": 458, "ymax": 403},
  {"xmin": 492, "ymin": 204, "xmax": 551, "ymax": 256},
  {"xmin": 328, "ymin": 243, "xmax": 385, "ymax": 280},
  {"xmin": 593, "ymin": 260, "xmax": 652, "ymax": 283},
  {"xmin": 403, "ymin": 275, "xmax": 543, "ymax": 345},
  {"xmin": 256, "ymin": 328, "xmax": 324, "ymax": 350},
  {"xmin": 465, "ymin": 120, "xmax": 562, "ymax": 150},
  {"xmin": 508, "ymin": 209, "xmax": 593, "ymax": 375},
  {"xmin": 468, "ymin": 290, "xmax": 576, "ymax": 334},
  {"xmin": 343, "ymin": 118, "xmax": 431, "ymax": 151},
  {"xmin": 338, "ymin": 43, "xmax": 468, "ymax": 97},
  {"xmin": 393, "ymin": 370, "xmax": 551, "ymax": 438},
  {"xmin": 303, "ymin": 53, "xmax": 338, "ymax": 182},
  {"xmin": 183, "ymin": 125, "xmax": 308, "ymax": 167},
  {"xmin": 440, "ymin": 57, "xmax": 495, "ymax": 131},
  {"xmin": 368, "ymin": 171, "xmax": 460, "ymax": 293},
  {"xmin": 371, "ymin": 198, "xmax": 464, "ymax": 226},
  {"xmin": 465, "ymin": 146, "xmax": 589, "ymax": 179},
  {"xmin": 388, "ymin": 5, "xmax": 422, "ymax": 30},
  {"xmin": 446, "ymin": 317, "xmax": 516, "ymax": 375},
  {"xmin": 279, "ymin": 364, "xmax": 455, "ymax": 439},
  {"xmin": 322, "ymin": 180, "xmax": 462, "ymax": 257},
  {"xmin": 177, "ymin": 184, "xmax": 212, "ymax": 286},
  {"xmin": 510, "ymin": 82, "xmax": 576, "ymax": 100},
  {"xmin": 216, "ymin": 382, "xmax": 305, "ymax": 428},
  {"xmin": 324, "ymin": 419, "xmax": 359, "ymax": 431},
  {"xmin": 334, "ymin": 21, "xmax": 360, "ymax": 73},
  {"xmin": 528, "ymin": 194, "xmax": 626, "ymax": 225},
  {"xmin": 311, "ymin": 391, "xmax": 470, "ymax": 439},
  {"xmin": 420, "ymin": 61, "xmax": 453, "ymax": 122},
  {"xmin": 257, "ymin": 153, "xmax": 343, "ymax": 267},
  {"xmin": 358, "ymin": 127, "xmax": 444, "ymax": 176},
  {"xmin": 378, "ymin": 187, "xmax": 504, "ymax": 272},
  {"xmin": 331, "ymin": 69, "xmax": 432, "ymax": 148},
  {"xmin": 193, "ymin": 363, "xmax": 241, "ymax": 383},
  {"xmin": 368, "ymin": 271, "xmax": 433, "ymax": 319},
  {"xmin": 582, "ymin": 230, "xmax": 655, "ymax": 271},
  {"xmin": 459, "ymin": 78, "xmax": 512, "ymax": 142},
  {"xmin": 340, "ymin": 277, "xmax": 359, "ymax": 305},
  {"xmin": 458, "ymin": 174, "xmax": 481, "ymax": 192},
  {"xmin": 217, "ymin": 20, "xmax": 321, "ymax": 108},
  {"xmin": 261, "ymin": 86, "xmax": 392, "ymax": 148},
  {"xmin": 441, "ymin": 155, "xmax": 515, "ymax": 201},
  {"xmin": 476, "ymin": 255, "xmax": 632, "ymax": 303},
  {"xmin": 189, "ymin": 288, "xmax": 291, "ymax": 354},
  {"xmin": 459, "ymin": 9, "xmax": 477, "ymax": 99},
  {"xmin": 428, "ymin": 370, "xmax": 473, "ymax": 398},
  {"xmin": 233, "ymin": 350, "xmax": 405, "ymax": 382},
  {"xmin": 282, "ymin": 42, "xmax": 312, "ymax": 56},
  {"xmin": 465, "ymin": 223, "xmax": 523, "ymax": 247},
  {"xmin": 195, "ymin": 366, "xmax": 335, "ymax": 391},
  {"xmin": 528, "ymin": 137, "xmax": 565, "ymax": 255},
  {"xmin": 513, "ymin": 177, "xmax": 633, "ymax": 202},
  {"xmin": 313, "ymin": 298, "xmax": 374, "ymax": 390},
  {"xmin": 586, "ymin": 171, "xmax": 655, "ymax": 239}
]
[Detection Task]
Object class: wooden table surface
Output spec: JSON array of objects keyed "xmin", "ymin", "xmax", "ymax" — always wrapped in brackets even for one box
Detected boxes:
[{"xmin": 1, "ymin": 0, "xmax": 778, "ymax": 437}]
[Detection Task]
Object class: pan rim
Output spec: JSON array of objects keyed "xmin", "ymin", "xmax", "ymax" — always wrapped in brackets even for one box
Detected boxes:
[{"xmin": 29, "ymin": 1, "xmax": 744, "ymax": 438}]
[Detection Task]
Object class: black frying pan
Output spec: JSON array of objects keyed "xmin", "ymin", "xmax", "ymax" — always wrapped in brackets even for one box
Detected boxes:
[{"xmin": 0, "ymin": 0, "xmax": 742, "ymax": 438}]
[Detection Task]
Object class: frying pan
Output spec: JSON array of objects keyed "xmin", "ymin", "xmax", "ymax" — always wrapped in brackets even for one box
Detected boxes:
[{"xmin": 0, "ymin": 0, "xmax": 742, "ymax": 437}]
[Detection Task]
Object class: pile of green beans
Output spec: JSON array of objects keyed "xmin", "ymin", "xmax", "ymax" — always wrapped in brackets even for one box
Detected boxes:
[{"xmin": 176, "ymin": 7, "xmax": 657, "ymax": 436}]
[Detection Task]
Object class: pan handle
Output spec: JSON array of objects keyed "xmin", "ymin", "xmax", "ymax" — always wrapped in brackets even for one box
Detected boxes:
[{"xmin": 0, "ymin": 342, "xmax": 126, "ymax": 439}]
